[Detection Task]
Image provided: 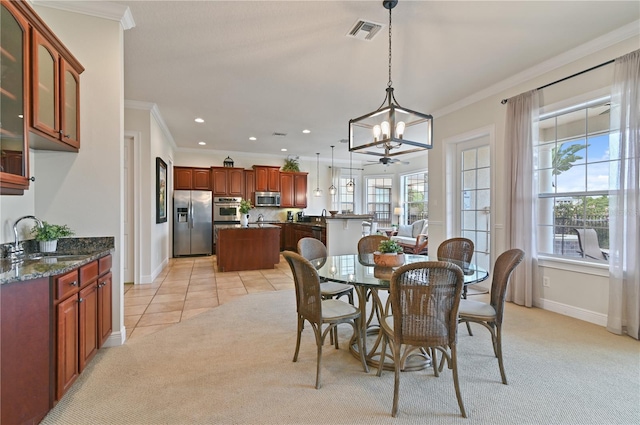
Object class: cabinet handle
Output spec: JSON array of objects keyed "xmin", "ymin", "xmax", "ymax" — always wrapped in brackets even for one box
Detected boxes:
[
  {"xmin": 69, "ymin": 281, "xmax": 78, "ymax": 287},
  {"xmin": 78, "ymin": 297, "xmax": 84, "ymax": 303}
]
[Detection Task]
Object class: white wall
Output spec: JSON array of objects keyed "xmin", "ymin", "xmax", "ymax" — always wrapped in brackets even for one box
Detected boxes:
[
  {"xmin": 124, "ymin": 105, "xmax": 174, "ymax": 283},
  {"xmin": 29, "ymin": 6, "xmax": 125, "ymax": 345}
]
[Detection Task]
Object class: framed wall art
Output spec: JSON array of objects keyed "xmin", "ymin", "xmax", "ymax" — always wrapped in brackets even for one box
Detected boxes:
[{"xmin": 156, "ymin": 157, "xmax": 168, "ymax": 223}]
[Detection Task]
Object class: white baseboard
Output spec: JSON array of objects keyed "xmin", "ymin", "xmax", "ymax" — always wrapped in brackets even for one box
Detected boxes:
[
  {"xmin": 140, "ymin": 258, "xmax": 169, "ymax": 284},
  {"xmin": 102, "ymin": 326, "xmax": 126, "ymax": 347},
  {"xmin": 535, "ymin": 298, "xmax": 608, "ymax": 327}
]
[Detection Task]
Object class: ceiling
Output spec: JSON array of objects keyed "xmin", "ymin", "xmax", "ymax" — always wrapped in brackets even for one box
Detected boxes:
[{"xmin": 111, "ymin": 1, "xmax": 639, "ymax": 162}]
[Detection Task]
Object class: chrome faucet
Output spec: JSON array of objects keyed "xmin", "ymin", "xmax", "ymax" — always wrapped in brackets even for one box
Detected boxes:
[
  {"xmin": 257, "ymin": 214, "xmax": 264, "ymax": 222},
  {"xmin": 10, "ymin": 215, "xmax": 43, "ymax": 261},
  {"xmin": 321, "ymin": 209, "xmax": 327, "ymax": 218}
]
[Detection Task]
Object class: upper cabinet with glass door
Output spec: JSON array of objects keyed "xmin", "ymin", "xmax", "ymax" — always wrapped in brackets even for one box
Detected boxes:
[
  {"xmin": 30, "ymin": 14, "xmax": 84, "ymax": 151},
  {"xmin": 0, "ymin": 1, "xmax": 30, "ymax": 194}
]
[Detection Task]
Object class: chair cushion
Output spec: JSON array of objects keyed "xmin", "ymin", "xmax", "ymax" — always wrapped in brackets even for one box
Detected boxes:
[
  {"xmin": 391, "ymin": 235, "xmax": 416, "ymax": 246},
  {"xmin": 458, "ymin": 299, "xmax": 496, "ymax": 319},
  {"xmin": 412, "ymin": 219, "xmax": 426, "ymax": 238},
  {"xmin": 320, "ymin": 282, "xmax": 352, "ymax": 296},
  {"xmin": 322, "ymin": 299, "xmax": 359, "ymax": 320},
  {"xmin": 397, "ymin": 224, "xmax": 413, "ymax": 237}
]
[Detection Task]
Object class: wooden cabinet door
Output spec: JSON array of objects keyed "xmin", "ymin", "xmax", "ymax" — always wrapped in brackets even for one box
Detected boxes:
[
  {"xmin": 97, "ymin": 272, "xmax": 112, "ymax": 347},
  {"xmin": 1, "ymin": 278, "xmax": 51, "ymax": 425},
  {"xmin": 56, "ymin": 295, "xmax": 79, "ymax": 401},
  {"xmin": 60, "ymin": 59, "xmax": 80, "ymax": 149},
  {"xmin": 244, "ymin": 170, "xmax": 255, "ymax": 203},
  {"xmin": 294, "ymin": 173, "xmax": 308, "ymax": 208},
  {"xmin": 78, "ymin": 284, "xmax": 98, "ymax": 372},
  {"xmin": 0, "ymin": 1, "xmax": 31, "ymax": 195},
  {"xmin": 254, "ymin": 167, "xmax": 269, "ymax": 192},
  {"xmin": 279, "ymin": 172, "xmax": 294, "ymax": 207},
  {"xmin": 211, "ymin": 167, "xmax": 228, "ymax": 195},
  {"xmin": 227, "ymin": 168, "xmax": 244, "ymax": 196},
  {"xmin": 32, "ymin": 31, "xmax": 60, "ymax": 141},
  {"xmin": 175, "ymin": 167, "xmax": 193, "ymax": 190},
  {"xmin": 268, "ymin": 167, "xmax": 281, "ymax": 192},
  {"xmin": 192, "ymin": 168, "xmax": 211, "ymax": 190}
]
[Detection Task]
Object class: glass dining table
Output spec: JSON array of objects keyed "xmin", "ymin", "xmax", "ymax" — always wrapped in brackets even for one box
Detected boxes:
[{"xmin": 312, "ymin": 253, "xmax": 489, "ymax": 371}]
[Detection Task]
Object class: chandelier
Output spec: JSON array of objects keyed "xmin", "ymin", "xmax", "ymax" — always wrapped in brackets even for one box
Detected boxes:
[{"xmin": 349, "ymin": 0, "xmax": 433, "ymax": 158}]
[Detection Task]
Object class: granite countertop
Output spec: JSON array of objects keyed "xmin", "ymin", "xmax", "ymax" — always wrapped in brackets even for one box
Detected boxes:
[{"xmin": 0, "ymin": 237, "xmax": 114, "ymax": 285}]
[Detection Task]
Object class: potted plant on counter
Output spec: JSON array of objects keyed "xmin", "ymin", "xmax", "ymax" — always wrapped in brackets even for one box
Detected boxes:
[
  {"xmin": 239, "ymin": 199, "xmax": 253, "ymax": 227},
  {"xmin": 373, "ymin": 239, "xmax": 405, "ymax": 267},
  {"xmin": 31, "ymin": 221, "xmax": 74, "ymax": 253}
]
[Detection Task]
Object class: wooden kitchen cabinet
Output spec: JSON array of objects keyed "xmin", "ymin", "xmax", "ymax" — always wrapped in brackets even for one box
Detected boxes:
[
  {"xmin": 174, "ymin": 167, "xmax": 193, "ymax": 190},
  {"xmin": 280, "ymin": 172, "xmax": 308, "ymax": 208},
  {"xmin": 54, "ymin": 255, "xmax": 112, "ymax": 402},
  {"xmin": 212, "ymin": 167, "xmax": 244, "ymax": 196},
  {"xmin": 0, "ymin": 1, "xmax": 31, "ymax": 195},
  {"xmin": 174, "ymin": 167, "xmax": 210, "ymax": 190},
  {"xmin": 253, "ymin": 165, "xmax": 280, "ymax": 192},
  {"xmin": 98, "ymin": 255, "xmax": 113, "ymax": 347},
  {"xmin": 1, "ymin": 277, "xmax": 52, "ymax": 425},
  {"xmin": 30, "ymin": 12, "xmax": 84, "ymax": 151},
  {"xmin": 244, "ymin": 169, "xmax": 255, "ymax": 202}
]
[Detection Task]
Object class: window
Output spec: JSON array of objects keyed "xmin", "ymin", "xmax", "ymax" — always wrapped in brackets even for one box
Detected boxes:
[
  {"xmin": 401, "ymin": 172, "xmax": 428, "ymax": 225},
  {"xmin": 536, "ymin": 98, "xmax": 612, "ymax": 260},
  {"xmin": 338, "ymin": 176, "xmax": 355, "ymax": 214},
  {"xmin": 366, "ymin": 177, "xmax": 392, "ymax": 227}
]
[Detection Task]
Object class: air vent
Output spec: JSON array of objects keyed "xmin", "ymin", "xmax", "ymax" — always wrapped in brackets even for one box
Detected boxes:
[
  {"xmin": 272, "ymin": 132, "xmax": 287, "ymax": 137},
  {"xmin": 347, "ymin": 19, "xmax": 384, "ymax": 41}
]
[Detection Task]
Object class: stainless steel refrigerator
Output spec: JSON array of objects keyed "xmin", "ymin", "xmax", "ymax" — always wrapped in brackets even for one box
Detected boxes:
[{"xmin": 173, "ymin": 190, "xmax": 213, "ymax": 256}]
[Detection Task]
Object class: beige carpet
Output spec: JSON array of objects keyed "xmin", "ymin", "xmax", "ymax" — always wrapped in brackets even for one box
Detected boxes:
[{"xmin": 42, "ymin": 290, "xmax": 639, "ymax": 425}]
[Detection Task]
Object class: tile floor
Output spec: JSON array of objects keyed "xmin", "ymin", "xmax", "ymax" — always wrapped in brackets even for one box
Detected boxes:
[{"xmin": 124, "ymin": 254, "xmax": 294, "ymax": 341}]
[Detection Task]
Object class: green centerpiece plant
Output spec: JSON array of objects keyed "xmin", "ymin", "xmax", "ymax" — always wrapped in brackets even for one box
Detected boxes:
[
  {"xmin": 31, "ymin": 221, "xmax": 74, "ymax": 252},
  {"xmin": 239, "ymin": 199, "xmax": 253, "ymax": 226},
  {"xmin": 374, "ymin": 239, "xmax": 405, "ymax": 267},
  {"xmin": 282, "ymin": 156, "xmax": 300, "ymax": 172}
]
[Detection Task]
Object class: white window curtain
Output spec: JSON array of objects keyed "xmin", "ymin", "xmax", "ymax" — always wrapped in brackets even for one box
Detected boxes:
[
  {"xmin": 607, "ymin": 49, "xmax": 640, "ymax": 340},
  {"xmin": 504, "ymin": 90, "xmax": 539, "ymax": 307}
]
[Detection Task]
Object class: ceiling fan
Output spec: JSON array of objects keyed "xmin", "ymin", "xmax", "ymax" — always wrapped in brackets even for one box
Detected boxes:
[{"xmin": 363, "ymin": 143, "xmax": 410, "ymax": 166}]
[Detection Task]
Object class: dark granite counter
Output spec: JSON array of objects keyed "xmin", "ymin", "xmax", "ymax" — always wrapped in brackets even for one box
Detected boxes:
[
  {"xmin": 0, "ymin": 237, "xmax": 114, "ymax": 285},
  {"xmin": 217, "ymin": 223, "xmax": 281, "ymax": 230}
]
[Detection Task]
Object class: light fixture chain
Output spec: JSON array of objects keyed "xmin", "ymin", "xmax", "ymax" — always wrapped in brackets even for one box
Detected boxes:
[{"xmin": 388, "ymin": 5, "xmax": 392, "ymax": 88}]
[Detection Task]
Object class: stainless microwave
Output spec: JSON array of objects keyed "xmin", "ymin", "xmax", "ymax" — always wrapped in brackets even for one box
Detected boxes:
[{"xmin": 255, "ymin": 191, "xmax": 280, "ymax": 207}]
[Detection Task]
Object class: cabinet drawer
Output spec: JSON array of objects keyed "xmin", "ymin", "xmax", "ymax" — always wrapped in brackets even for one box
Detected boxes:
[
  {"xmin": 79, "ymin": 261, "xmax": 98, "ymax": 286},
  {"xmin": 55, "ymin": 270, "xmax": 79, "ymax": 300},
  {"xmin": 99, "ymin": 254, "xmax": 112, "ymax": 275}
]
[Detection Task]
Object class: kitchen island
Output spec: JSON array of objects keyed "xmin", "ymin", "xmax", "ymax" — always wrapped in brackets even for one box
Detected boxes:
[{"xmin": 216, "ymin": 224, "xmax": 281, "ymax": 272}]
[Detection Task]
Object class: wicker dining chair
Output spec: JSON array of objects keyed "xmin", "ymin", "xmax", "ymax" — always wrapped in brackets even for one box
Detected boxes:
[
  {"xmin": 298, "ymin": 238, "xmax": 354, "ymax": 304},
  {"xmin": 282, "ymin": 251, "xmax": 369, "ymax": 389},
  {"xmin": 457, "ymin": 248, "xmax": 524, "ymax": 385},
  {"xmin": 357, "ymin": 234, "xmax": 389, "ymax": 254},
  {"xmin": 376, "ymin": 261, "xmax": 466, "ymax": 418}
]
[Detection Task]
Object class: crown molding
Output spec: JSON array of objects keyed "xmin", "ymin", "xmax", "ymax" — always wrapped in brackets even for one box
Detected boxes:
[
  {"xmin": 433, "ymin": 20, "xmax": 640, "ymax": 118},
  {"xmin": 125, "ymin": 100, "xmax": 177, "ymax": 149},
  {"xmin": 30, "ymin": 0, "xmax": 135, "ymax": 30}
]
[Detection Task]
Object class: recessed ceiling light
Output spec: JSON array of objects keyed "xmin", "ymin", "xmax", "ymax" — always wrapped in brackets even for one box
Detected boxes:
[
  {"xmin": 249, "ymin": 136, "xmax": 257, "ymax": 141},
  {"xmin": 302, "ymin": 129, "xmax": 311, "ymax": 134},
  {"xmin": 198, "ymin": 141, "xmax": 206, "ymax": 145},
  {"xmin": 281, "ymin": 148, "xmax": 287, "ymax": 152},
  {"xmin": 194, "ymin": 117, "xmax": 204, "ymax": 123}
]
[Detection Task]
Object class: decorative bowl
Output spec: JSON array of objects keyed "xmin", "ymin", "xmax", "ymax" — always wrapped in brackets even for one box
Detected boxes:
[
  {"xmin": 373, "ymin": 252, "xmax": 405, "ymax": 267},
  {"xmin": 328, "ymin": 210, "xmax": 339, "ymax": 217}
]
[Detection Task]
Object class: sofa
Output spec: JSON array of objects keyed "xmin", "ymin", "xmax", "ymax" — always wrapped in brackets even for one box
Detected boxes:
[{"xmin": 391, "ymin": 219, "xmax": 428, "ymax": 254}]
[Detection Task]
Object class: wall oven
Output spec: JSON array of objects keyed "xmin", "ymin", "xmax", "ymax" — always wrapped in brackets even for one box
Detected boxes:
[
  {"xmin": 213, "ymin": 197, "xmax": 242, "ymax": 222},
  {"xmin": 255, "ymin": 191, "xmax": 280, "ymax": 207}
]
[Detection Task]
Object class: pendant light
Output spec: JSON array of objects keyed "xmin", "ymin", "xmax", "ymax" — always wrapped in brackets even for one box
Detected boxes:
[
  {"xmin": 329, "ymin": 145, "xmax": 337, "ymax": 195},
  {"xmin": 348, "ymin": 0, "xmax": 433, "ymax": 158},
  {"xmin": 346, "ymin": 150, "xmax": 355, "ymax": 193},
  {"xmin": 313, "ymin": 153, "xmax": 323, "ymax": 197}
]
